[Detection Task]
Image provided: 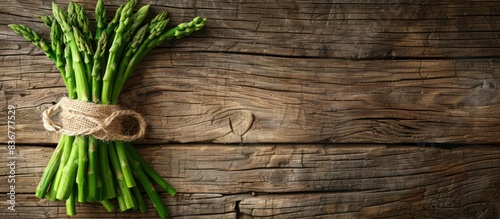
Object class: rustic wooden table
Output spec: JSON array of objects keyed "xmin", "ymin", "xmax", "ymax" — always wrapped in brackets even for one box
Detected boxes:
[{"xmin": 1, "ymin": 0, "xmax": 499, "ymax": 218}]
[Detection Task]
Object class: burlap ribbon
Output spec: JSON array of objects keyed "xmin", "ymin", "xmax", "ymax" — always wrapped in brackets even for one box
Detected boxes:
[{"xmin": 42, "ymin": 97, "xmax": 146, "ymax": 142}]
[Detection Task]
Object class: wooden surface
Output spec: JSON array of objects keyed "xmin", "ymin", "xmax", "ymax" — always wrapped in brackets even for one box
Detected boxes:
[
  {"xmin": 1, "ymin": 0, "xmax": 500, "ymax": 218},
  {"xmin": 2, "ymin": 55, "xmax": 500, "ymax": 144},
  {"xmin": 1, "ymin": 144, "xmax": 500, "ymax": 218},
  {"xmin": 1, "ymin": 0, "xmax": 500, "ymax": 144}
]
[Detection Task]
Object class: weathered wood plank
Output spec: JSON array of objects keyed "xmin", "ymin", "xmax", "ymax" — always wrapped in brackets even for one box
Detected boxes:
[
  {"xmin": 1, "ymin": 54, "xmax": 499, "ymax": 144},
  {"xmin": 1, "ymin": 194, "xmax": 239, "ymax": 219},
  {"xmin": 1, "ymin": 0, "xmax": 499, "ymax": 59},
  {"xmin": 1, "ymin": 144, "xmax": 499, "ymax": 218},
  {"xmin": 1, "ymin": 0, "xmax": 500, "ymax": 144}
]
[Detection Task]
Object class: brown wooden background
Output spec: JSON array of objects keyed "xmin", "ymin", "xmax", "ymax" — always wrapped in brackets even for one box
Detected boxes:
[{"xmin": 1, "ymin": 0, "xmax": 500, "ymax": 218}]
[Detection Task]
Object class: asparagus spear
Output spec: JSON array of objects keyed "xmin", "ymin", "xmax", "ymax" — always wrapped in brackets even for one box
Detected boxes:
[
  {"xmin": 100, "ymin": 199, "xmax": 115, "ymax": 212},
  {"xmin": 87, "ymin": 136, "xmax": 99, "ymax": 202},
  {"xmin": 99, "ymin": 141, "xmax": 116, "ymax": 200},
  {"xmin": 111, "ymin": 23, "xmax": 149, "ymax": 102},
  {"xmin": 110, "ymin": 19, "xmax": 169, "ymax": 103},
  {"xmin": 94, "ymin": 0, "xmax": 107, "ymax": 47},
  {"xmin": 63, "ymin": 43, "xmax": 78, "ymax": 99},
  {"xmin": 8, "ymin": 24, "xmax": 56, "ymax": 61},
  {"xmin": 73, "ymin": 26, "xmax": 93, "ymax": 88},
  {"xmin": 150, "ymin": 11, "xmax": 169, "ymax": 25},
  {"xmin": 76, "ymin": 136, "xmax": 88, "ymax": 203},
  {"xmin": 53, "ymin": 2, "xmax": 90, "ymax": 101},
  {"xmin": 104, "ymin": 5, "xmax": 123, "ymax": 44},
  {"xmin": 132, "ymin": 185, "xmax": 147, "ymax": 213},
  {"xmin": 108, "ymin": 142, "xmax": 135, "ymax": 210},
  {"xmin": 66, "ymin": 187, "xmax": 77, "ymax": 216},
  {"xmin": 39, "ymin": 15, "xmax": 54, "ymax": 28},
  {"xmin": 34, "ymin": 138, "xmax": 63, "ymax": 198},
  {"xmin": 146, "ymin": 16, "xmax": 206, "ymax": 65},
  {"xmin": 130, "ymin": 156, "xmax": 169, "ymax": 218},
  {"xmin": 115, "ymin": 141, "xmax": 136, "ymax": 188},
  {"xmin": 50, "ymin": 20, "xmax": 68, "ymax": 85},
  {"xmin": 91, "ymin": 31, "xmax": 107, "ymax": 103},
  {"xmin": 67, "ymin": 1, "xmax": 77, "ymax": 27},
  {"xmin": 115, "ymin": 183, "xmax": 127, "ymax": 212},
  {"xmin": 115, "ymin": 17, "xmax": 207, "ymax": 99},
  {"xmin": 46, "ymin": 135, "xmax": 74, "ymax": 201},
  {"xmin": 126, "ymin": 143, "xmax": 176, "ymax": 196},
  {"xmin": 122, "ymin": 4, "xmax": 150, "ymax": 46},
  {"xmin": 73, "ymin": 2, "xmax": 93, "ymax": 46},
  {"xmin": 102, "ymin": 0, "xmax": 137, "ymax": 104},
  {"xmin": 56, "ymin": 135, "xmax": 79, "ymax": 200}
]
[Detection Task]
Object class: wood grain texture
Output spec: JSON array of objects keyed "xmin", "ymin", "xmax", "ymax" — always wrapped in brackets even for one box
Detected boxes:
[
  {"xmin": 1, "ymin": 53, "xmax": 499, "ymax": 144},
  {"xmin": 1, "ymin": 144, "xmax": 499, "ymax": 218},
  {"xmin": 1, "ymin": 0, "xmax": 500, "ymax": 59},
  {"xmin": 1, "ymin": 1, "xmax": 500, "ymax": 218},
  {"xmin": 1, "ymin": 1, "xmax": 500, "ymax": 144}
]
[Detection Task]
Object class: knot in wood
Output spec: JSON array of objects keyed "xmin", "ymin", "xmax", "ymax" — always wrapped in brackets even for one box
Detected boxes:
[{"xmin": 227, "ymin": 110, "xmax": 254, "ymax": 136}]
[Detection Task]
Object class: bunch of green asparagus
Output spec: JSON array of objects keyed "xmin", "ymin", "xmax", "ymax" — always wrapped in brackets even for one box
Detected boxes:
[{"xmin": 9, "ymin": 0, "xmax": 206, "ymax": 217}]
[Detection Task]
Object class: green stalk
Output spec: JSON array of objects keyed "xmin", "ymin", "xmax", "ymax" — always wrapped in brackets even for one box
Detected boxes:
[
  {"xmin": 154, "ymin": 17, "xmax": 207, "ymax": 47},
  {"xmin": 45, "ymin": 179, "xmax": 59, "ymax": 201},
  {"xmin": 111, "ymin": 24, "xmax": 148, "ymax": 102},
  {"xmin": 100, "ymin": 199, "xmax": 115, "ymax": 212},
  {"xmin": 94, "ymin": 0, "xmax": 107, "ymax": 47},
  {"xmin": 76, "ymin": 136, "xmax": 88, "ymax": 203},
  {"xmin": 98, "ymin": 141, "xmax": 116, "ymax": 200},
  {"xmin": 56, "ymin": 135, "xmax": 79, "ymax": 200},
  {"xmin": 73, "ymin": 2, "xmax": 94, "ymax": 87},
  {"xmin": 117, "ymin": 17, "xmax": 206, "ymax": 98},
  {"xmin": 45, "ymin": 176, "xmax": 59, "ymax": 201},
  {"xmin": 53, "ymin": 2, "xmax": 90, "ymax": 102},
  {"xmin": 47, "ymin": 162, "xmax": 62, "ymax": 200},
  {"xmin": 150, "ymin": 11, "xmax": 169, "ymax": 25},
  {"xmin": 126, "ymin": 143, "xmax": 176, "ymax": 196},
  {"xmin": 101, "ymin": 0, "xmax": 137, "ymax": 104},
  {"xmin": 8, "ymin": 24, "xmax": 56, "ymax": 62},
  {"xmin": 109, "ymin": 4, "xmax": 150, "ymax": 98},
  {"xmin": 35, "ymin": 137, "xmax": 63, "ymax": 198},
  {"xmin": 91, "ymin": 31, "xmax": 107, "ymax": 102},
  {"xmin": 50, "ymin": 20, "xmax": 70, "ymax": 91},
  {"xmin": 66, "ymin": 187, "xmax": 77, "ymax": 216},
  {"xmin": 67, "ymin": 1, "xmax": 77, "ymax": 27},
  {"xmin": 104, "ymin": 5, "xmax": 123, "ymax": 44},
  {"xmin": 115, "ymin": 141, "xmax": 135, "ymax": 188},
  {"xmin": 100, "ymin": 4, "xmax": 124, "ymax": 100},
  {"xmin": 122, "ymin": 4, "xmax": 150, "ymax": 45},
  {"xmin": 46, "ymin": 135, "xmax": 74, "ymax": 201},
  {"xmin": 39, "ymin": 15, "xmax": 53, "ymax": 28},
  {"xmin": 62, "ymin": 136, "xmax": 75, "ymax": 165},
  {"xmin": 115, "ymin": 184, "xmax": 127, "ymax": 212},
  {"xmin": 73, "ymin": 2, "xmax": 93, "ymax": 46},
  {"xmin": 87, "ymin": 136, "xmax": 99, "ymax": 201},
  {"xmin": 130, "ymin": 157, "xmax": 169, "ymax": 218},
  {"xmin": 73, "ymin": 26, "xmax": 93, "ymax": 90},
  {"xmin": 108, "ymin": 142, "xmax": 135, "ymax": 210},
  {"xmin": 111, "ymin": 19, "xmax": 169, "ymax": 103},
  {"xmin": 63, "ymin": 43, "xmax": 77, "ymax": 99},
  {"xmin": 132, "ymin": 185, "xmax": 147, "ymax": 213}
]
